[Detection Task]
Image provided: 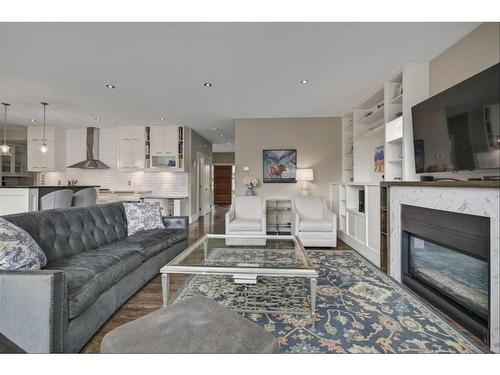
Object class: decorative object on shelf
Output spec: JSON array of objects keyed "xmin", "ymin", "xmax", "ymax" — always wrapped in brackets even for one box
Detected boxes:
[
  {"xmin": 374, "ymin": 145, "xmax": 384, "ymax": 172},
  {"xmin": 0, "ymin": 102, "xmax": 11, "ymax": 155},
  {"xmin": 296, "ymin": 168, "xmax": 314, "ymax": 196},
  {"xmin": 40, "ymin": 102, "xmax": 49, "ymax": 154},
  {"xmin": 263, "ymin": 149, "xmax": 297, "ymax": 183},
  {"xmin": 243, "ymin": 176, "xmax": 258, "ymax": 196}
]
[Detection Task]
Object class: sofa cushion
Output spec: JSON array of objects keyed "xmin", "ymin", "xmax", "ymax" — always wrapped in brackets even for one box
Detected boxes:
[
  {"xmin": 299, "ymin": 219, "xmax": 333, "ymax": 232},
  {"xmin": 122, "ymin": 202, "xmax": 164, "ymax": 236},
  {"xmin": 3, "ymin": 203, "xmax": 128, "ymax": 264},
  {"xmin": 229, "ymin": 218, "xmax": 262, "ymax": 232},
  {"xmin": 45, "ymin": 248, "xmax": 142, "ymax": 319},
  {"xmin": 0, "ymin": 218, "xmax": 47, "ymax": 271},
  {"xmin": 293, "ymin": 196, "xmax": 325, "ymax": 220},
  {"xmin": 124, "ymin": 229, "xmax": 187, "ymax": 261}
]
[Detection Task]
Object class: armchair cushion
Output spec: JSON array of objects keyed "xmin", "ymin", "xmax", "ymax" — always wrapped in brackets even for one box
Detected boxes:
[
  {"xmin": 299, "ymin": 219, "xmax": 333, "ymax": 232},
  {"xmin": 234, "ymin": 196, "xmax": 265, "ymax": 220},
  {"xmin": 229, "ymin": 219, "xmax": 262, "ymax": 232},
  {"xmin": 293, "ymin": 196, "xmax": 324, "ymax": 220}
]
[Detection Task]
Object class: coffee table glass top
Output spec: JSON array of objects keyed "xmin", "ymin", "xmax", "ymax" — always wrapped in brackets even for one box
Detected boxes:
[{"xmin": 163, "ymin": 234, "xmax": 316, "ymax": 273}]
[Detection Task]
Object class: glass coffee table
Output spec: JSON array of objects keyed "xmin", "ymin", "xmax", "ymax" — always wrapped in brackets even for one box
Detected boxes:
[{"xmin": 160, "ymin": 234, "xmax": 319, "ymax": 315}]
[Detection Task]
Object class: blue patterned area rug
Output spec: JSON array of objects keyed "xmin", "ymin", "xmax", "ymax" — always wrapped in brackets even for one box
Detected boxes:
[{"xmin": 171, "ymin": 250, "xmax": 486, "ymax": 353}]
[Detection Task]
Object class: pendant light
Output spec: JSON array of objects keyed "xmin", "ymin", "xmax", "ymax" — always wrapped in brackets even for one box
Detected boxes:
[
  {"xmin": 0, "ymin": 103, "xmax": 11, "ymax": 155},
  {"xmin": 40, "ymin": 102, "xmax": 48, "ymax": 153}
]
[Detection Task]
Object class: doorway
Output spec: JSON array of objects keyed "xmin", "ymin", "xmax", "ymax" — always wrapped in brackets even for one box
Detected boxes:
[
  {"xmin": 196, "ymin": 152, "xmax": 212, "ymax": 218},
  {"xmin": 213, "ymin": 165, "xmax": 232, "ymax": 204}
]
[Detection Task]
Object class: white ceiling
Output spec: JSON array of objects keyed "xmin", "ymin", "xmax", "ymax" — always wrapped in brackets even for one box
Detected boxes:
[{"xmin": 0, "ymin": 22, "xmax": 478, "ymax": 144}]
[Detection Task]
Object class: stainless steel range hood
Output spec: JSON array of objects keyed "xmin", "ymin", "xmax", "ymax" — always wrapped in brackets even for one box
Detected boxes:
[{"xmin": 68, "ymin": 127, "xmax": 110, "ymax": 169}]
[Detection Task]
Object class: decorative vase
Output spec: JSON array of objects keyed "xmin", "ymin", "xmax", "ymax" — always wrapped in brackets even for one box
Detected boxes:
[{"xmin": 245, "ymin": 185, "xmax": 256, "ymax": 196}]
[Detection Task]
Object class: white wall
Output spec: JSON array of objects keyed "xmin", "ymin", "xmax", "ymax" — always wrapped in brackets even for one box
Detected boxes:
[{"xmin": 42, "ymin": 128, "xmax": 188, "ymax": 196}]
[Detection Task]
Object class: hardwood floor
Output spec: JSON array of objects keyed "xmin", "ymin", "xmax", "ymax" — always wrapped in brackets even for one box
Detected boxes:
[{"xmin": 81, "ymin": 205, "xmax": 350, "ymax": 353}]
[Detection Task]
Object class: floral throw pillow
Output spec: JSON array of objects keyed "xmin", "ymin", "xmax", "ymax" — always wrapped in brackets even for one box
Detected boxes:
[
  {"xmin": 122, "ymin": 202, "xmax": 165, "ymax": 236},
  {"xmin": 0, "ymin": 217, "xmax": 47, "ymax": 271}
]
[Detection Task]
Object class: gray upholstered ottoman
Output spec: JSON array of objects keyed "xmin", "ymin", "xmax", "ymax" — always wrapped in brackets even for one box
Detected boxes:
[{"xmin": 100, "ymin": 296, "xmax": 280, "ymax": 353}]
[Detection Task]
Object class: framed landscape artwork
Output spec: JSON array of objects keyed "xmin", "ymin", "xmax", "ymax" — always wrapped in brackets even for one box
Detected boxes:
[{"xmin": 263, "ymin": 149, "xmax": 297, "ymax": 183}]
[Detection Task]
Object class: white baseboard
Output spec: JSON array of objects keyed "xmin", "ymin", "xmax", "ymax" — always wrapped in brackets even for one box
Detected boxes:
[{"xmin": 338, "ymin": 231, "xmax": 380, "ymax": 267}]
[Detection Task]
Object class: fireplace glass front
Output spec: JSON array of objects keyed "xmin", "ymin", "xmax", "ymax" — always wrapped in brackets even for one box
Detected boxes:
[{"xmin": 408, "ymin": 235, "xmax": 489, "ymax": 322}]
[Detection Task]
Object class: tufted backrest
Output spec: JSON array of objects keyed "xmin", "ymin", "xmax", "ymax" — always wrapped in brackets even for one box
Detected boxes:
[{"xmin": 2, "ymin": 203, "xmax": 128, "ymax": 264}]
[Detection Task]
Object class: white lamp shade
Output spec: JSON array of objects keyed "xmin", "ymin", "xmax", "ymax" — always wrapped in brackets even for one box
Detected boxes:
[{"xmin": 296, "ymin": 168, "xmax": 314, "ymax": 181}]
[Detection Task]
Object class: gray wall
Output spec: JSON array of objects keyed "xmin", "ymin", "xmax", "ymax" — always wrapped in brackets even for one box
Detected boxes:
[
  {"xmin": 188, "ymin": 129, "xmax": 213, "ymax": 218},
  {"xmin": 234, "ymin": 117, "xmax": 342, "ymax": 205}
]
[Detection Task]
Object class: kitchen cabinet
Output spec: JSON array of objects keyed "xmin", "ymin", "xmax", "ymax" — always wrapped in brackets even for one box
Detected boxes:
[
  {"xmin": 1, "ymin": 144, "xmax": 28, "ymax": 177},
  {"xmin": 27, "ymin": 126, "xmax": 65, "ymax": 172},
  {"xmin": 150, "ymin": 126, "xmax": 178, "ymax": 156},
  {"xmin": 117, "ymin": 126, "xmax": 145, "ymax": 170}
]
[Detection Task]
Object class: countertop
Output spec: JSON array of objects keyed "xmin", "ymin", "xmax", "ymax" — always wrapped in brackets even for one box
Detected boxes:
[
  {"xmin": 0, "ymin": 185, "xmax": 100, "ymax": 189},
  {"xmin": 141, "ymin": 195, "xmax": 188, "ymax": 199},
  {"xmin": 381, "ymin": 180, "xmax": 500, "ymax": 188}
]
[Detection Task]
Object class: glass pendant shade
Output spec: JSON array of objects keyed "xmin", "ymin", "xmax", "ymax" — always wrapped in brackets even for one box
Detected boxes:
[
  {"xmin": 1, "ymin": 102, "xmax": 11, "ymax": 156},
  {"xmin": 40, "ymin": 102, "xmax": 49, "ymax": 153}
]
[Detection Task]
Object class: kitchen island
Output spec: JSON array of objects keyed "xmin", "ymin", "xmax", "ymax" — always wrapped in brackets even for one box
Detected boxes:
[{"xmin": 0, "ymin": 186, "xmax": 100, "ymax": 215}]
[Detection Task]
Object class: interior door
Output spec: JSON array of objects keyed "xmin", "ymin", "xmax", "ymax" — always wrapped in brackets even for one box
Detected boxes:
[{"xmin": 213, "ymin": 165, "xmax": 232, "ymax": 204}]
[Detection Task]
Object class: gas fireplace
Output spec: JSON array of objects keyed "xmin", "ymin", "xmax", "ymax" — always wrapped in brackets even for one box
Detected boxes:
[{"xmin": 401, "ymin": 205, "xmax": 490, "ymax": 344}]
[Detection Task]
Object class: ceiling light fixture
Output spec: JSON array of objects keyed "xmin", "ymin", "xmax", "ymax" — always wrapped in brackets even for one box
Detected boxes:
[
  {"xmin": 160, "ymin": 118, "xmax": 166, "ymax": 121},
  {"xmin": 219, "ymin": 133, "xmax": 224, "ymax": 137},
  {"xmin": 40, "ymin": 102, "xmax": 49, "ymax": 154},
  {"xmin": 226, "ymin": 141, "xmax": 231, "ymax": 145},
  {"xmin": 1, "ymin": 103, "xmax": 11, "ymax": 155},
  {"xmin": 30, "ymin": 118, "xmax": 37, "ymax": 123},
  {"xmin": 95, "ymin": 118, "xmax": 102, "ymax": 122},
  {"xmin": 300, "ymin": 80, "xmax": 309, "ymax": 84},
  {"xmin": 106, "ymin": 84, "xmax": 116, "ymax": 89},
  {"xmin": 203, "ymin": 83, "xmax": 213, "ymax": 87},
  {"xmin": 212, "ymin": 127, "xmax": 221, "ymax": 131}
]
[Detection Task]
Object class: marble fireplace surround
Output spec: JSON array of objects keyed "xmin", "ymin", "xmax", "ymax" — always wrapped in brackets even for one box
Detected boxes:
[{"xmin": 388, "ymin": 185, "xmax": 500, "ymax": 353}]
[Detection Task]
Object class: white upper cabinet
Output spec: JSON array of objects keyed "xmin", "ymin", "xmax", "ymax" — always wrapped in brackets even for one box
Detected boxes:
[
  {"xmin": 117, "ymin": 126, "xmax": 145, "ymax": 170},
  {"xmin": 150, "ymin": 126, "xmax": 179, "ymax": 156},
  {"xmin": 27, "ymin": 126, "xmax": 65, "ymax": 172}
]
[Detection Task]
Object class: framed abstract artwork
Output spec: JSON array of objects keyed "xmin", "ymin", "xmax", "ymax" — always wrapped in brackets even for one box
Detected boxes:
[
  {"xmin": 263, "ymin": 149, "xmax": 297, "ymax": 183},
  {"xmin": 374, "ymin": 145, "xmax": 384, "ymax": 173}
]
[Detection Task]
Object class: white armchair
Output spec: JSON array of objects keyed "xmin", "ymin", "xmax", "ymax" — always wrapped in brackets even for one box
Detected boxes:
[
  {"xmin": 291, "ymin": 196, "xmax": 337, "ymax": 248},
  {"xmin": 225, "ymin": 196, "xmax": 266, "ymax": 245}
]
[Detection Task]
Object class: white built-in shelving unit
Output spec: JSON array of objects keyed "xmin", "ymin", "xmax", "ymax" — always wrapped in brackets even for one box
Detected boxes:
[{"xmin": 332, "ymin": 62, "xmax": 430, "ymax": 268}]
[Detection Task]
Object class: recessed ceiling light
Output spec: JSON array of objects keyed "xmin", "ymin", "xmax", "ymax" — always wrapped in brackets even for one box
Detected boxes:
[
  {"xmin": 106, "ymin": 84, "xmax": 116, "ymax": 89},
  {"xmin": 226, "ymin": 141, "xmax": 231, "ymax": 145},
  {"xmin": 300, "ymin": 80, "xmax": 309, "ymax": 84},
  {"xmin": 219, "ymin": 133, "xmax": 224, "ymax": 137},
  {"xmin": 29, "ymin": 118, "xmax": 36, "ymax": 122},
  {"xmin": 95, "ymin": 118, "xmax": 102, "ymax": 122},
  {"xmin": 159, "ymin": 117, "xmax": 166, "ymax": 121},
  {"xmin": 203, "ymin": 83, "xmax": 213, "ymax": 87}
]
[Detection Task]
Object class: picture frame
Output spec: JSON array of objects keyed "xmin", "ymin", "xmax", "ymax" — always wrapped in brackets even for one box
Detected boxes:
[{"xmin": 263, "ymin": 149, "xmax": 297, "ymax": 183}]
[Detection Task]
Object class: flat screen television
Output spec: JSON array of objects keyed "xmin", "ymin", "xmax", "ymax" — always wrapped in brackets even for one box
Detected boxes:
[{"xmin": 411, "ymin": 63, "xmax": 499, "ymax": 173}]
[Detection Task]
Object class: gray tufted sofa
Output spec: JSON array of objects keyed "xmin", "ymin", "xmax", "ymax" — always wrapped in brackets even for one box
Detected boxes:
[{"xmin": 0, "ymin": 202, "xmax": 188, "ymax": 353}]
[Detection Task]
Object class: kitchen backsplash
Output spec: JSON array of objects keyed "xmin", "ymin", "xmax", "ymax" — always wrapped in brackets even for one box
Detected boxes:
[{"xmin": 42, "ymin": 128, "xmax": 189, "ymax": 196}]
